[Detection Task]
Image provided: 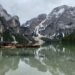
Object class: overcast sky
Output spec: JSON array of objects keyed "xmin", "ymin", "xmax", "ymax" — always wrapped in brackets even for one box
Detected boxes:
[{"xmin": 0, "ymin": 0, "xmax": 75, "ymax": 24}]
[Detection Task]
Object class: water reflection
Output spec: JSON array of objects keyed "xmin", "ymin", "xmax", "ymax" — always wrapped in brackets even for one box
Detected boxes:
[{"xmin": 0, "ymin": 44, "xmax": 75, "ymax": 75}]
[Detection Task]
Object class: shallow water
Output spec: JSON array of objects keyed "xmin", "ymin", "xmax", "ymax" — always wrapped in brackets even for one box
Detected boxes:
[{"xmin": 0, "ymin": 44, "xmax": 75, "ymax": 75}]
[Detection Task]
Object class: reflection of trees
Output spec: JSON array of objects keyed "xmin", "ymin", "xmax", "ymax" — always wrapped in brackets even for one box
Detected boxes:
[
  {"xmin": 23, "ymin": 44, "xmax": 75, "ymax": 75},
  {"xmin": 1, "ymin": 48, "xmax": 36, "ymax": 57}
]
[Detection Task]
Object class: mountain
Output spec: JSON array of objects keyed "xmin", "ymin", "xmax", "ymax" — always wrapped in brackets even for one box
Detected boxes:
[
  {"xmin": 40, "ymin": 5, "xmax": 75, "ymax": 39},
  {"xmin": 23, "ymin": 5, "xmax": 75, "ymax": 40},
  {"xmin": 22, "ymin": 14, "xmax": 47, "ymax": 35},
  {"xmin": 0, "ymin": 5, "xmax": 35, "ymax": 45},
  {"xmin": 0, "ymin": 4, "xmax": 75, "ymax": 46}
]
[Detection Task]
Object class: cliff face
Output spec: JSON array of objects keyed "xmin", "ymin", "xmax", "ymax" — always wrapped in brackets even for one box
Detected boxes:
[
  {"xmin": 0, "ymin": 5, "xmax": 20, "ymax": 32},
  {"xmin": 7, "ymin": 16, "xmax": 20, "ymax": 34},
  {"xmin": 0, "ymin": 5, "xmax": 35, "ymax": 44}
]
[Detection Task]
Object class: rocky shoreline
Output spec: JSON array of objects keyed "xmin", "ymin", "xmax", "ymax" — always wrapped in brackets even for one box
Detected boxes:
[{"xmin": 0, "ymin": 42, "xmax": 41, "ymax": 48}]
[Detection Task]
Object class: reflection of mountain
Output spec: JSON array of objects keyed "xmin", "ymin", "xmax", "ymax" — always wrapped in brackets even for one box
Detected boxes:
[
  {"xmin": 0, "ymin": 48, "xmax": 37, "ymax": 75},
  {"xmin": 0, "ymin": 56, "xmax": 19, "ymax": 75},
  {"xmin": 22, "ymin": 45, "xmax": 75, "ymax": 75},
  {"xmin": 0, "ymin": 45, "xmax": 75, "ymax": 75}
]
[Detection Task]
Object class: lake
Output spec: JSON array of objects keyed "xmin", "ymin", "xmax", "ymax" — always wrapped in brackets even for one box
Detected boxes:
[{"xmin": 0, "ymin": 44, "xmax": 75, "ymax": 75}]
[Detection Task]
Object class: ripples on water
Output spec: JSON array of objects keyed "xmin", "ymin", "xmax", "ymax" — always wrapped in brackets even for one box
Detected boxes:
[{"xmin": 0, "ymin": 44, "xmax": 75, "ymax": 75}]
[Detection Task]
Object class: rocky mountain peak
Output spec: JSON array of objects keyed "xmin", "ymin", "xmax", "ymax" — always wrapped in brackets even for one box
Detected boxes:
[
  {"xmin": 12, "ymin": 16, "xmax": 19, "ymax": 21},
  {"xmin": 37, "ymin": 14, "xmax": 47, "ymax": 21},
  {"xmin": 0, "ymin": 4, "xmax": 3, "ymax": 10},
  {"xmin": 0, "ymin": 4, "xmax": 11, "ymax": 21},
  {"xmin": 23, "ymin": 14, "xmax": 47, "ymax": 27},
  {"xmin": 0, "ymin": 4, "xmax": 21, "ymax": 35},
  {"xmin": 22, "ymin": 14, "xmax": 47, "ymax": 35},
  {"xmin": 48, "ymin": 5, "xmax": 69, "ymax": 19}
]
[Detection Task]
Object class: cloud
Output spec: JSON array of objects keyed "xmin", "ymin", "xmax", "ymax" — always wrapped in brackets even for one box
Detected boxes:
[{"xmin": 0, "ymin": 0, "xmax": 75, "ymax": 24}]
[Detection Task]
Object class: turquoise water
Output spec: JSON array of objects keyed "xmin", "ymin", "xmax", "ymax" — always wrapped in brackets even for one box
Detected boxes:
[{"xmin": 0, "ymin": 44, "xmax": 75, "ymax": 75}]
